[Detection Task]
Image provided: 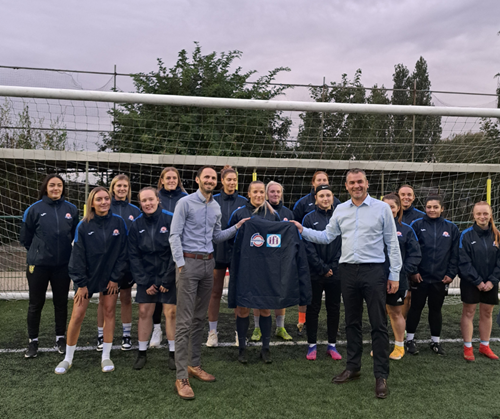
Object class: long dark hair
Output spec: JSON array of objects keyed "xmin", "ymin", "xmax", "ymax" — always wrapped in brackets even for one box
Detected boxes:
[
  {"xmin": 38, "ymin": 174, "xmax": 65, "ymax": 200},
  {"xmin": 382, "ymin": 193, "xmax": 403, "ymax": 224}
]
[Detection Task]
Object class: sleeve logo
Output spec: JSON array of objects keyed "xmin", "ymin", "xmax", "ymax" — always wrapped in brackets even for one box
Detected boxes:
[
  {"xmin": 160, "ymin": 226, "xmax": 168, "ymax": 233},
  {"xmin": 250, "ymin": 233, "xmax": 265, "ymax": 247},
  {"xmin": 442, "ymin": 231, "xmax": 450, "ymax": 237},
  {"xmin": 266, "ymin": 234, "xmax": 281, "ymax": 247},
  {"xmin": 112, "ymin": 229, "xmax": 120, "ymax": 236},
  {"xmin": 65, "ymin": 213, "xmax": 72, "ymax": 219}
]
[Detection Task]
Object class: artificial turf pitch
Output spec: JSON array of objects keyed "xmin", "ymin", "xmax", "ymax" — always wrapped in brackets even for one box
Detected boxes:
[{"xmin": 1, "ymin": 297, "xmax": 499, "ymax": 419}]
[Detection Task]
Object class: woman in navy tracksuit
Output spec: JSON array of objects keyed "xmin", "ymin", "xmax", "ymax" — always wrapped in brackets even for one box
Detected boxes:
[
  {"xmin": 206, "ymin": 165, "xmax": 247, "ymax": 347},
  {"xmin": 129, "ymin": 187, "xmax": 177, "ymax": 370},
  {"xmin": 54, "ymin": 187, "xmax": 127, "ymax": 375},
  {"xmin": 459, "ymin": 201, "xmax": 500, "ymax": 361},
  {"xmin": 406, "ymin": 195, "xmax": 459, "ymax": 356},
  {"xmin": 303, "ymin": 185, "xmax": 342, "ymax": 361},
  {"xmin": 150, "ymin": 167, "xmax": 188, "ymax": 347},
  {"xmin": 96, "ymin": 174, "xmax": 140, "ymax": 352},
  {"xmin": 20, "ymin": 174, "xmax": 79, "ymax": 358},
  {"xmin": 382, "ymin": 194, "xmax": 421, "ymax": 360},
  {"xmin": 228, "ymin": 180, "xmax": 280, "ymax": 364}
]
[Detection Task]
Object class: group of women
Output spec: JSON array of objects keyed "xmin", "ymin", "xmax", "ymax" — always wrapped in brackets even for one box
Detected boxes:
[{"xmin": 20, "ymin": 168, "xmax": 499, "ymax": 376}]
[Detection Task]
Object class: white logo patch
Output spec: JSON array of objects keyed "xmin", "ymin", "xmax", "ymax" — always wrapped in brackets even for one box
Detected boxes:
[
  {"xmin": 139, "ymin": 230, "xmax": 145, "ymax": 234},
  {"xmin": 266, "ymin": 234, "xmax": 281, "ymax": 248},
  {"xmin": 41, "ymin": 213, "xmax": 46, "ymax": 217},
  {"xmin": 88, "ymin": 231, "xmax": 94, "ymax": 236},
  {"xmin": 471, "ymin": 241, "xmax": 476, "ymax": 245}
]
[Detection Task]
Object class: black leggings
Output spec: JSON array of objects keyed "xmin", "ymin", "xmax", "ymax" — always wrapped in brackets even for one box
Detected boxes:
[
  {"xmin": 306, "ymin": 274, "xmax": 341, "ymax": 344},
  {"xmin": 27, "ymin": 265, "xmax": 71, "ymax": 339},
  {"xmin": 406, "ymin": 281, "xmax": 446, "ymax": 337},
  {"xmin": 153, "ymin": 302, "xmax": 162, "ymax": 325}
]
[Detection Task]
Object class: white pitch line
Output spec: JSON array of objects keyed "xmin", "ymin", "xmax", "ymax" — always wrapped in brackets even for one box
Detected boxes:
[{"xmin": 1, "ymin": 337, "xmax": 499, "ymax": 354}]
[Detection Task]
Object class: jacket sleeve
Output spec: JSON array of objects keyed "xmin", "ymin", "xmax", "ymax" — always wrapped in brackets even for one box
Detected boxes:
[
  {"xmin": 458, "ymin": 232, "xmax": 483, "ymax": 286},
  {"xmin": 487, "ymin": 247, "xmax": 500, "ymax": 286},
  {"xmin": 297, "ymin": 232, "xmax": 312, "ymax": 306},
  {"xmin": 293, "ymin": 200, "xmax": 304, "ymax": 224},
  {"xmin": 110, "ymin": 220, "xmax": 128, "ymax": 284},
  {"xmin": 228, "ymin": 224, "xmax": 243, "ymax": 309},
  {"xmin": 303, "ymin": 215, "xmax": 330, "ymax": 276},
  {"xmin": 128, "ymin": 224, "xmax": 151, "ymax": 287},
  {"xmin": 71, "ymin": 207, "xmax": 79, "ymax": 240},
  {"xmin": 446, "ymin": 224, "xmax": 460, "ymax": 279},
  {"xmin": 161, "ymin": 253, "xmax": 176, "ymax": 290},
  {"xmin": 19, "ymin": 206, "xmax": 35, "ymax": 250},
  {"xmin": 68, "ymin": 223, "xmax": 89, "ymax": 288},
  {"xmin": 403, "ymin": 227, "xmax": 421, "ymax": 275}
]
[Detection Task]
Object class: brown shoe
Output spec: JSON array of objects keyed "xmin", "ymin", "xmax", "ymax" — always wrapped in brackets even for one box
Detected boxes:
[
  {"xmin": 332, "ymin": 369, "xmax": 361, "ymax": 384},
  {"xmin": 188, "ymin": 365, "xmax": 216, "ymax": 382},
  {"xmin": 175, "ymin": 379, "xmax": 195, "ymax": 400},
  {"xmin": 375, "ymin": 377, "xmax": 388, "ymax": 399}
]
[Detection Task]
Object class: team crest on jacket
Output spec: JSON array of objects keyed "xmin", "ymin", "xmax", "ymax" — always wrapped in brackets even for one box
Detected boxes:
[
  {"xmin": 160, "ymin": 226, "xmax": 168, "ymax": 234},
  {"xmin": 397, "ymin": 231, "xmax": 403, "ymax": 237},
  {"xmin": 266, "ymin": 234, "xmax": 281, "ymax": 248},
  {"xmin": 128, "ymin": 215, "xmax": 134, "ymax": 221},
  {"xmin": 112, "ymin": 229, "xmax": 120, "ymax": 236},
  {"xmin": 442, "ymin": 231, "xmax": 450, "ymax": 237},
  {"xmin": 65, "ymin": 213, "xmax": 72, "ymax": 219},
  {"xmin": 250, "ymin": 233, "xmax": 265, "ymax": 247}
]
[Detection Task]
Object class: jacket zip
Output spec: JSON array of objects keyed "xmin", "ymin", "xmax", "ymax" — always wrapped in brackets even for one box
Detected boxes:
[{"xmin": 54, "ymin": 205, "xmax": 60, "ymax": 265}]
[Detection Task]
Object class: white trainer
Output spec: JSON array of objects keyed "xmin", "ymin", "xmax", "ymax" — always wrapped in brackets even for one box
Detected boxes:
[
  {"xmin": 206, "ymin": 330, "xmax": 218, "ymax": 347},
  {"xmin": 150, "ymin": 327, "xmax": 162, "ymax": 348}
]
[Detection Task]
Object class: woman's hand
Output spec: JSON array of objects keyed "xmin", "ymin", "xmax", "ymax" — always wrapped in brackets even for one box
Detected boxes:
[
  {"xmin": 324, "ymin": 269, "xmax": 333, "ymax": 278},
  {"xmin": 74, "ymin": 286, "xmax": 88, "ymax": 306},
  {"xmin": 106, "ymin": 281, "xmax": 119, "ymax": 295},
  {"xmin": 483, "ymin": 281, "xmax": 494, "ymax": 292},
  {"xmin": 442, "ymin": 275, "xmax": 453, "ymax": 285},
  {"xmin": 411, "ymin": 273, "xmax": 423, "ymax": 283},
  {"xmin": 477, "ymin": 282, "xmax": 486, "ymax": 291},
  {"xmin": 159, "ymin": 285, "xmax": 168, "ymax": 293},
  {"xmin": 146, "ymin": 285, "xmax": 158, "ymax": 295}
]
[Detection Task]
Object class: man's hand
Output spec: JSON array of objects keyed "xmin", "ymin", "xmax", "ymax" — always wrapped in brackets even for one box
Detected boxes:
[
  {"xmin": 387, "ymin": 280, "xmax": 399, "ymax": 294},
  {"xmin": 235, "ymin": 217, "xmax": 251, "ymax": 229},
  {"xmin": 290, "ymin": 220, "xmax": 303, "ymax": 233}
]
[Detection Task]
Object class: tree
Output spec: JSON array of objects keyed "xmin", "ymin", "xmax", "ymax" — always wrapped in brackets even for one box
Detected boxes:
[{"xmin": 99, "ymin": 43, "xmax": 292, "ymax": 158}]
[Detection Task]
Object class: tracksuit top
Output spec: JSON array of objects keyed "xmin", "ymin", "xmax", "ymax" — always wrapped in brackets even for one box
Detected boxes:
[
  {"xmin": 410, "ymin": 215, "xmax": 460, "ymax": 283},
  {"xmin": 384, "ymin": 218, "xmax": 421, "ymax": 291},
  {"xmin": 302, "ymin": 207, "xmax": 341, "ymax": 280},
  {"xmin": 128, "ymin": 207, "xmax": 176, "ymax": 289},
  {"xmin": 402, "ymin": 205, "xmax": 425, "ymax": 225},
  {"xmin": 228, "ymin": 202, "xmax": 281, "ymax": 227},
  {"xmin": 111, "ymin": 197, "xmax": 141, "ymax": 229},
  {"xmin": 228, "ymin": 217, "xmax": 312, "ymax": 309},
  {"xmin": 293, "ymin": 189, "xmax": 341, "ymax": 223},
  {"xmin": 270, "ymin": 201, "xmax": 294, "ymax": 221},
  {"xmin": 69, "ymin": 211, "xmax": 128, "ymax": 293},
  {"xmin": 459, "ymin": 223, "xmax": 500, "ymax": 286},
  {"xmin": 20, "ymin": 195, "xmax": 79, "ymax": 267},
  {"xmin": 159, "ymin": 186, "xmax": 188, "ymax": 213},
  {"xmin": 213, "ymin": 189, "xmax": 247, "ymax": 264}
]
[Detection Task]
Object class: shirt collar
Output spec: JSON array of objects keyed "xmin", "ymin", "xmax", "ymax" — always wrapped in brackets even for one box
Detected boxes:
[
  {"xmin": 348, "ymin": 193, "xmax": 372, "ymax": 207},
  {"xmin": 195, "ymin": 189, "xmax": 213, "ymax": 203}
]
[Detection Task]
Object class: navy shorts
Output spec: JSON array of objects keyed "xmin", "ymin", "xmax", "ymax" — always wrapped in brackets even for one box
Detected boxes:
[
  {"xmin": 74, "ymin": 284, "xmax": 120, "ymax": 299},
  {"xmin": 135, "ymin": 284, "xmax": 176, "ymax": 305},
  {"xmin": 119, "ymin": 271, "xmax": 135, "ymax": 290},
  {"xmin": 461, "ymin": 280, "xmax": 499, "ymax": 305},
  {"xmin": 214, "ymin": 262, "xmax": 230, "ymax": 271},
  {"xmin": 386, "ymin": 288, "xmax": 408, "ymax": 306}
]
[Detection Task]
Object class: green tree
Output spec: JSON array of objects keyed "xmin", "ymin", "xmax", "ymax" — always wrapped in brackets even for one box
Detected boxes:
[{"xmin": 100, "ymin": 43, "xmax": 292, "ymax": 158}]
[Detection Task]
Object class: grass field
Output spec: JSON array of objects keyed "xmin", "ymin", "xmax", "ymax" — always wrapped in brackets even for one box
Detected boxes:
[{"xmin": 1, "ymin": 297, "xmax": 500, "ymax": 419}]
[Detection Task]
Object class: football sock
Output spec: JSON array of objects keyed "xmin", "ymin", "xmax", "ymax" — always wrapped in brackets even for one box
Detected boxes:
[
  {"xmin": 64, "ymin": 345, "xmax": 76, "ymax": 364},
  {"xmin": 122, "ymin": 323, "xmax": 131, "ymax": 337},
  {"xmin": 168, "ymin": 340, "xmax": 175, "ymax": 352},
  {"xmin": 276, "ymin": 315, "xmax": 285, "ymax": 328},
  {"xmin": 260, "ymin": 315, "xmax": 272, "ymax": 349},
  {"xmin": 464, "ymin": 342, "xmax": 472, "ymax": 348},
  {"xmin": 102, "ymin": 342, "xmax": 112, "ymax": 361},
  {"xmin": 138, "ymin": 341, "xmax": 148, "ymax": 351},
  {"xmin": 254, "ymin": 315, "xmax": 260, "ymax": 328},
  {"xmin": 209, "ymin": 321, "xmax": 218, "ymax": 332},
  {"xmin": 481, "ymin": 340, "xmax": 489, "ymax": 346},
  {"xmin": 431, "ymin": 336, "xmax": 440, "ymax": 343},
  {"xmin": 406, "ymin": 333, "xmax": 415, "ymax": 341},
  {"xmin": 153, "ymin": 323, "xmax": 161, "ymax": 331},
  {"xmin": 298, "ymin": 312, "xmax": 306, "ymax": 324},
  {"xmin": 395, "ymin": 341, "xmax": 404, "ymax": 347},
  {"xmin": 97, "ymin": 327, "xmax": 104, "ymax": 338},
  {"xmin": 236, "ymin": 316, "xmax": 250, "ymax": 349}
]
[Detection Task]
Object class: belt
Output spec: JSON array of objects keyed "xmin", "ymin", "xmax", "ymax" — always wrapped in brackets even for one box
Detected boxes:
[{"xmin": 183, "ymin": 252, "xmax": 213, "ymax": 260}]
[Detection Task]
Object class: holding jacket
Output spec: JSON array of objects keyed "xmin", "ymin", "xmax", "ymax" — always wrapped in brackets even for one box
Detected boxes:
[
  {"xmin": 410, "ymin": 215, "xmax": 460, "ymax": 283},
  {"xmin": 302, "ymin": 207, "xmax": 341, "ymax": 279},
  {"xmin": 459, "ymin": 223, "xmax": 500, "ymax": 287},
  {"xmin": 69, "ymin": 211, "xmax": 127, "ymax": 293},
  {"xmin": 20, "ymin": 195, "xmax": 79, "ymax": 267},
  {"xmin": 128, "ymin": 207, "xmax": 176, "ymax": 290},
  {"xmin": 228, "ymin": 202, "xmax": 280, "ymax": 228}
]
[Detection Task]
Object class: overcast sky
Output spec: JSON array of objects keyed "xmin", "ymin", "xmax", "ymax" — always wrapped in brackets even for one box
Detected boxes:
[{"xmin": 1, "ymin": 0, "xmax": 499, "ymax": 106}]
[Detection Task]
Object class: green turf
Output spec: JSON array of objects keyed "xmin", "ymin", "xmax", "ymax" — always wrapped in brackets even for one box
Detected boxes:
[{"xmin": 1, "ymin": 298, "xmax": 500, "ymax": 419}]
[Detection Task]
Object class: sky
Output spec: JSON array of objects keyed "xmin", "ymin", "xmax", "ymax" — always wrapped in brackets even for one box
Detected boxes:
[{"xmin": 1, "ymin": 0, "xmax": 499, "ymax": 106}]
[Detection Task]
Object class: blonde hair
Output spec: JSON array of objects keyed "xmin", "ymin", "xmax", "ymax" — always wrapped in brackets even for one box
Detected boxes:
[
  {"xmin": 473, "ymin": 201, "xmax": 500, "ymax": 247},
  {"xmin": 109, "ymin": 174, "xmax": 131, "ymax": 202},
  {"xmin": 157, "ymin": 167, "xmax": 186, "ymax": 192},
  {"xmin": 84, "ymin": 187, "xmax": 110, "ymax": 222},
  {"xmin": 248, "ymin": 181, "xmax": 275, "ymax": 216},
  {"xmin": 265, "ymin": 181, "xmax": 284, "ymax": 201}
]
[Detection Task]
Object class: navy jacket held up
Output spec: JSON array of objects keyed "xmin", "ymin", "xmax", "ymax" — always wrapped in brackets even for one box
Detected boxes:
[
  {"xmin": 302, "ymin": 207, "xmax": 341, "ymax": 280},
  {"xmin": 159, "ymin": 187, "xmax": 188, "ymax": 213},
  {"xmin": 293, "ymin": 189, "xmax": 341, "ymax": 223},
  {"xmin": 128, "ymin": 207, "xmax": 176, "ymax": 290},
  {"xmin": 111, "ymin": 197, "xmax": 141, "ymax": 229},
  {"xmin": 402, "ymin": 206, "xmax": 425, "ymax": 225},
  {"xmin": 228, "ymin": 202, "xmax": 281, "ymax": 228},
  {"xmin": 384, "ymin": 219, "xmax": 421, "ymax": 291},
  {"xmin": 20, "ymin": 195, "xmax": 79, "ymax": 267},
  {"xmin": 270, "ymin": 201, "xmax": 294, "ymax": 221},
  {"xmin": 213, "ymin": 189, "xmax": 247, "ymax": 264},
  {"xmin": 228, "ymin": 217, "xmax": 312, "ymax": 309},
  {"xmin": 459, "ymin": 223, "xmax": 500, "ymax": 286},
  {"xmin": 69, "ymin": 211, "xmax": 128, "ymax": 293},
  {"xmin": 410, "ymin": 215, "xmax": 459, "ymax": 283}
]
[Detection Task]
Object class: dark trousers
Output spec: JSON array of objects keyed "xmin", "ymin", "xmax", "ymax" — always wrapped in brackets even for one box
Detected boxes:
[
  {"xmin": 340, "ymin": 263, "xmax": 389, "ymax": 379},
  {"xmin": 27, "ymin": 265, "xmax": 71, "ymax": 339},
  {"xmin": 306, "ymin": 273, "xmax": 341, "ymax": 344},
  {"xmin": 406, "ymin": 281, "xmax": 446, "ymax": 337}
]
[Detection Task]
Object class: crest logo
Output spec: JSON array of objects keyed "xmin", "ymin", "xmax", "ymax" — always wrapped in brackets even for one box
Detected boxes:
[
  {"xmin": 128, "ymin": 215, "xmax": 134, "ymax": 221},
  {"xmin": 65, "ymin": 213, "xmax": 72, "ymax": 219},
  {"xmin": 160, "ymin": 226, "xmax": 168, "ymax": 234},
  {"xmin": 397, "ymin": 231, "xmax": 403, "ymax": 237},
  {"xmin": 250, "ymin": 233, "xmax": 265, "ymax": 247},
  {"xmin": 112, "ymin": 229, "xmax": 120, "ymax": 236},
  {"xmin": 442, "ymin": 231, "xmax": 450, "ymax": 237},
  {"xmin": 266, "ymin": 234, "xmax": 281, "ymax": 248}
]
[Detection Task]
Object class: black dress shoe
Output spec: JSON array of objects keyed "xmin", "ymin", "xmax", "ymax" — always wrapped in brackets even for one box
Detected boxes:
[
  {"xmin": 332, "ymin": 369, "xmax": 361, "ymax": 384},
  {"xmin": 375, "ymin": 377, "xmax": 388, "ymax": 399},
  {"xmin": 133, "ymin": 351, "xmax": 147, "ymax": 370}
]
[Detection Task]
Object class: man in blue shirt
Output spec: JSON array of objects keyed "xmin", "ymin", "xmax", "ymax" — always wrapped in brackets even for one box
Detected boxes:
[{"xmin": 292, "ymin": 168, "xmax": 402, "ymax": 399}]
